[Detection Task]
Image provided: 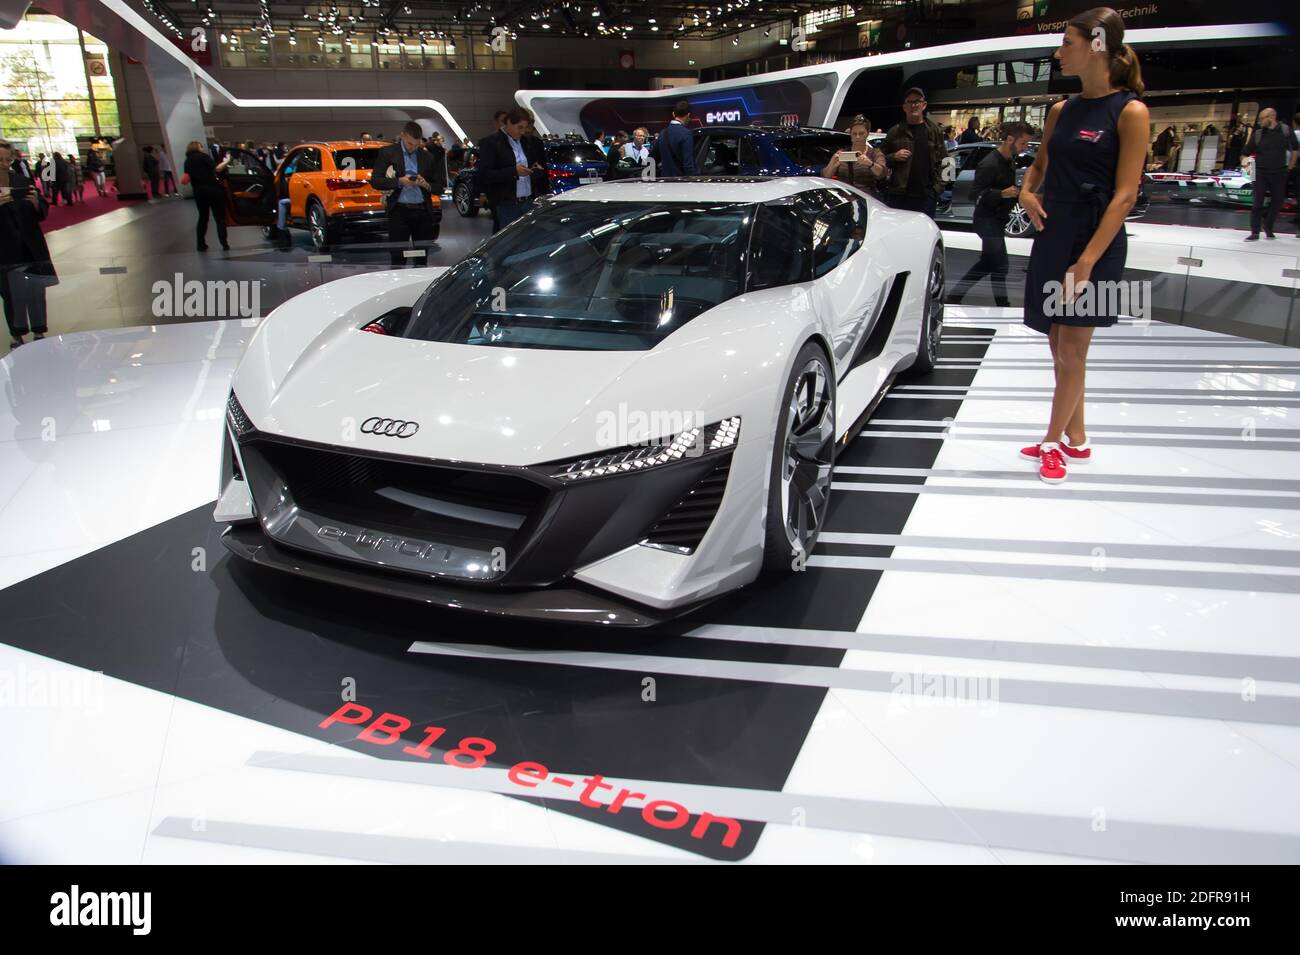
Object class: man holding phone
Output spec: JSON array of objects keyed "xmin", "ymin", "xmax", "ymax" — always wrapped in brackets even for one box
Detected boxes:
[
  {"xmin": 371, "ymin": 121, "xmax": 445, "ymax": 267},
  {"xmin": 0, "ymin": 138, "xmax": 56, "ymax": 349},
  {"xmin": 477, "ymin": 107, "xmax": 545, "ymax": 233},
  {"xmin": 1242, "ymin": 108, "xmax": 1294, "ymax": 241}
]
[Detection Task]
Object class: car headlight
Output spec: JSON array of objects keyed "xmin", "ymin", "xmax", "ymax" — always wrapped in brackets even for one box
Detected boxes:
[
  {"xmin": 226, "ymin": 391, "xmax": 256, "ymax": 438},
  {"xmin": 550, "ymin": 416, "xmax": 741, "ymax": 483}
]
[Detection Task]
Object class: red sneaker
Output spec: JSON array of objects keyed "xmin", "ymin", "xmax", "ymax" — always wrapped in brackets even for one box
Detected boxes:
[
  {"xmin": 1019, "ymin": 442, "xmax": 1044, "ymax": 462},
  {"xmin": 1020, "ymin": 437, "xmax": 1091, "ymax": 463},
  {"xmin": 1061, "ymin": 436, "xmax": 1091, "ymax": 463},
  {"xmin": 1039, "ymin": 444, "xmax": 1067, "ymax": 484}
]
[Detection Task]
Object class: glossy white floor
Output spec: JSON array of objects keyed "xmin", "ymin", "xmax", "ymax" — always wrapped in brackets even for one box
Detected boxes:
[{"xmin": 1, "ymin": 309, "xmax": 1298, "ymax": 864}]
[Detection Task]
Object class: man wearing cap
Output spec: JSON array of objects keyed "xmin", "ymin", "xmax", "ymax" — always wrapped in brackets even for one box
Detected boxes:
[{"xmin": 881, "ymin": 87, "xmax": 947, "ymax": 219}]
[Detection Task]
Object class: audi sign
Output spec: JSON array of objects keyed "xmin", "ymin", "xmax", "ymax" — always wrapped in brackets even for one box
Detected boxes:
[{"xmin": 360, "ymin": 417, "xmax": 420, "ymax": 438}]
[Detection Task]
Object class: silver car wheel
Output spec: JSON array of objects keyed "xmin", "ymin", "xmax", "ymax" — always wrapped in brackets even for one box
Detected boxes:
[{"xmin": 779, "ymin": 357, "xmax": 835, "ymax": 557}]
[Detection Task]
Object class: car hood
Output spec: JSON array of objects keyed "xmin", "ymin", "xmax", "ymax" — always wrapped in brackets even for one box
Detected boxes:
[{"xmin": 233, "ymin": 280, "xmax": 778, "ymax": 468}]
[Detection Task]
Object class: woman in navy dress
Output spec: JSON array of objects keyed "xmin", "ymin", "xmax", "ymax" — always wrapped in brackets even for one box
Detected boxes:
[{"xmin": 1018, "ymin": 7, "xmax": 1149, "ymax": 484}]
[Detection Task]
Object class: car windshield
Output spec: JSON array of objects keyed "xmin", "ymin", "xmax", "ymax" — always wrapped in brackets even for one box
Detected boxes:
[
  {"xmin": 777, "ymin": 133, "xmax": 852, "ymax": 168},
  {"xmin": 403, "ymin": 200, "xmax": 753, "ymax": 351},
  {"xmin": 333, "ymin": 149, "xmax": 380, "ymax": 170}
]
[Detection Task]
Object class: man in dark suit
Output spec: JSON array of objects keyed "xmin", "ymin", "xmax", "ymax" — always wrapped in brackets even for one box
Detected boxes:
[
  {"xmin": 650, "ymin": 101, "xmax": 697, "ymax": 177},
  {"xmin": 371, "ymin": 120, "xmax": 446, "ymax": 267},
  {"xmin": 476, "ymin": 107, "xmax": 548, "ymax": 233},
  {"xmin": 523, "ymin": 112, "xmax": 552, "ymax": 200}
]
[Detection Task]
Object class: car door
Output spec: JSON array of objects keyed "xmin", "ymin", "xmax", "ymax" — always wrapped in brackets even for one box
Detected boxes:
[
  {"xmin": 699, "ymin": 133, "xmax": 741, "ymax": 176},
  {"xmin": 807, "ymin": 189, "xmax": 878, "ymax": 369},
  {"xmin": 950, "ymin": 144, "xmax": 994, "ymax": 220},
  {"xmin": 289, "ymin": 146, "xmax": 322, "ymax": 219},
  {"xmin": 221, "ymin": 147, "xmax": 276, "ymax": 225},
  {"xmin": 691, "ymin": 129, "xmax": 710, "ymax": 173}
]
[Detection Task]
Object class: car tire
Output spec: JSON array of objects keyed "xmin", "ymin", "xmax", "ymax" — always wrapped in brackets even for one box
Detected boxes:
[
  {"xmin": 760, "ymin": 340, "xmax": 836, "ymax": 579},
  {"xmin": 307, "ymin": 200, "xmax": 333, "ymax": 251},
  {"xmin": 906, "ymin": 248, "xmax": 945, "ymax": 377},
  {"xmin": 454, "ymin": 182, "xmax": 477, "ymax": 217}
]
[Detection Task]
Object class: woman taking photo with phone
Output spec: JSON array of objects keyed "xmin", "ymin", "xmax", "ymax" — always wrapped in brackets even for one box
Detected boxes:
[
  {"xmin": 1019, "ymin": 6, "xmax": 1148, "ymax": 484},
  {"xmin": 822, "ymin": 115, "xmax": 887, "ymax": 196}
]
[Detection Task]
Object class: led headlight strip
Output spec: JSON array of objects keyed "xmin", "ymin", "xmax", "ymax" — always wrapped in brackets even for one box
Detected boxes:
[
  {"xmin": 226, "ymin": 392, "xmax": 256, "ymax": 438},
  {"xmin": 553, "ymin": 417, "xmax": 740, "ymax": 483}
]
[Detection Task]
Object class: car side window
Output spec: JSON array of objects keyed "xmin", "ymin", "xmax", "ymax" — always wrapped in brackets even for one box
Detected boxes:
[
  {"xmin": 297, "ymin": 148, "xmax": 322, "ymax": 173},
  {"xmin": 747, "ymin": 203, "xmax": 812, "ymax": 291},
  {"xmin": 739, "ymin": 137, "xmax": 759, "ymax": 168},
  {"xmin": 811, "ymin": 198, "xmax": 864, "ymax": 278},
  {"xmin": 281, "ymin": 152, "xmax": 301, "ymax": 177},
  {"xmin": 702, "ymin": 137, "xmax": 740, "ymax": 176},
  {"xmin": 961, "ymin": 147, "xmax": 990, "ymax": 173}
]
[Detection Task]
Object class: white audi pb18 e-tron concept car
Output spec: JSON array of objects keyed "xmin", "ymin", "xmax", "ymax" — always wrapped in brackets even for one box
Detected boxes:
[{"xmin": 215, "ymin": 176, "xmax": 944, "ymax": 626}]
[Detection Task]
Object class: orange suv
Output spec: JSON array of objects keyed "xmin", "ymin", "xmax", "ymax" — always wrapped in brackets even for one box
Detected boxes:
[{"xmin": 222, "ymin": 141, "xmax": 441, "ymax": 251}]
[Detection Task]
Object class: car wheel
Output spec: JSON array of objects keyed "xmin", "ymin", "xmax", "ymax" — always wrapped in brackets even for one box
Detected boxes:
[
  {"xmin": 308, "ymin": 201, "xmax": 332, "ymax": 251},
  {"xmin": 906, "ymin": 249, "xmax": 944, "ymax": 377},
  {"xmin": 761, "ymin": 341, "xmax": 836, "ymax": 578},
  {"xmin": 1004, "ymin": 202, "xmax": 1035, "ymax": 237},
  {"xmin": 454, "ymin": 182, "xmax": 477, "ymax": 217}
]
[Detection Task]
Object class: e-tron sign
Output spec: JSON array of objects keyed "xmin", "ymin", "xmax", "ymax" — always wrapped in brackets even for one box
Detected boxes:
[{"xmin": 705, "ymin": 109, "xmax": 744, "ymax": 124}]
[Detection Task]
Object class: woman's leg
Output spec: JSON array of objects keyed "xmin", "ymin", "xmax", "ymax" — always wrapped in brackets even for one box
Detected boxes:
[
  {"xmin": 1043, "ymin": 325, "xmax": 1094, "ymax": 444},
  {"xmin": 1047, "ymin": 323, "xmax": 1088, "ymax": 442},
  {"xmin": 196, "ymin": 193, "xmax": 211, "ymax": 247},
  {"xmin": 1, "ymin": 271, "xmax": 22, "ymax": 341}
]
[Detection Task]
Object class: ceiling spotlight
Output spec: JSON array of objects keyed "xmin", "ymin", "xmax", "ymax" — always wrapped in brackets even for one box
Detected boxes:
[{"xmin": 731, "ymin": 36, "xmax": 738, "ymax": 44}]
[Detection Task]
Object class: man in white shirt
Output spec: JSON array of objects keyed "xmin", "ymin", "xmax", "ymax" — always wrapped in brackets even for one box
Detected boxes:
[{"xmin": 623, "ymin": 128, "xmax": 650, "ymax": 164}]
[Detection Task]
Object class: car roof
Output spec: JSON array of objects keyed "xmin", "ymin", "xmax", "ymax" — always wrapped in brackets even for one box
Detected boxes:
[
  {"xmin": 693, "ymin": 125, "xmax": 848, "ymax": 138},
  {"xmin": 294, "ymin": 141, "xmax": 387, "ymax": 150},
  {"xmin": 547, "ymin": 176, "xmax": 827, "ymax": 204}
]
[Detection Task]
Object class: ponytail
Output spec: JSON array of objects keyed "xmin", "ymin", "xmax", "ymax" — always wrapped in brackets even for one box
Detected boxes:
[
  {"xmin": 1110, "ymin": 43, "xmax": 1144, "ymax": 97},
  {"xmin": 1069, "ymin": 8, "xmax": 1144, "ymax": 97}
]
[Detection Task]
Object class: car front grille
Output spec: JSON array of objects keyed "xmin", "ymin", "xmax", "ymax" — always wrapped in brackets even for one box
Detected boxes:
[{"xmin": 239, "ymin": 437, "xmax": 550, "ymax": 582}]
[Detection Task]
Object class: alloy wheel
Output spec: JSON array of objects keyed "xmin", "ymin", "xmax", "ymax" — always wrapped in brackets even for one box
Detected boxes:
[
  {"xmin": 779, "ymin": 357, "xmax": 835, "ymax": 559},
  {"xmin": 1005, "ymin": 203, "xmax": 1032, "ymax": 236},
  {"xmin": 309, "ymin": 204, "xmax": 327, "ymax": 250},
  {"xmin": 927, "ymin": 255, "xmax": 945, "ymax": 361}
]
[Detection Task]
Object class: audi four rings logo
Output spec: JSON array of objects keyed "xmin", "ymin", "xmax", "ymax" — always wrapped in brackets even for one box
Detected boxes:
[{"xmin": 361, "ymin": 416, "xmax": 420, "ymax": 438}]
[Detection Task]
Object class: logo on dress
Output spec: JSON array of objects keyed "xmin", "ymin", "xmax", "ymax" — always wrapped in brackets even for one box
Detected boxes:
[{"xmin": 1076, "ymin": 129, "xmax": 1105, "ymax": 143}]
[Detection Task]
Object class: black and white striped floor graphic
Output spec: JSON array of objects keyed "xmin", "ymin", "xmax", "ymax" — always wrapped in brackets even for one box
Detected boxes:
[{"xmin": 3, "ymin": 313, "xmax": 1298, "ymax": 863}]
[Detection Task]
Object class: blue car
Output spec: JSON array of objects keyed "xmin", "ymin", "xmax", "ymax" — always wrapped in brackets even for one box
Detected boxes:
[
  {"xmin": 689, "ymin": 125, "xmax": 852, "ymax": 177},
  {"xmin": 452, "ymin": 139, "xmax": 609, "ymax": 217}
]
